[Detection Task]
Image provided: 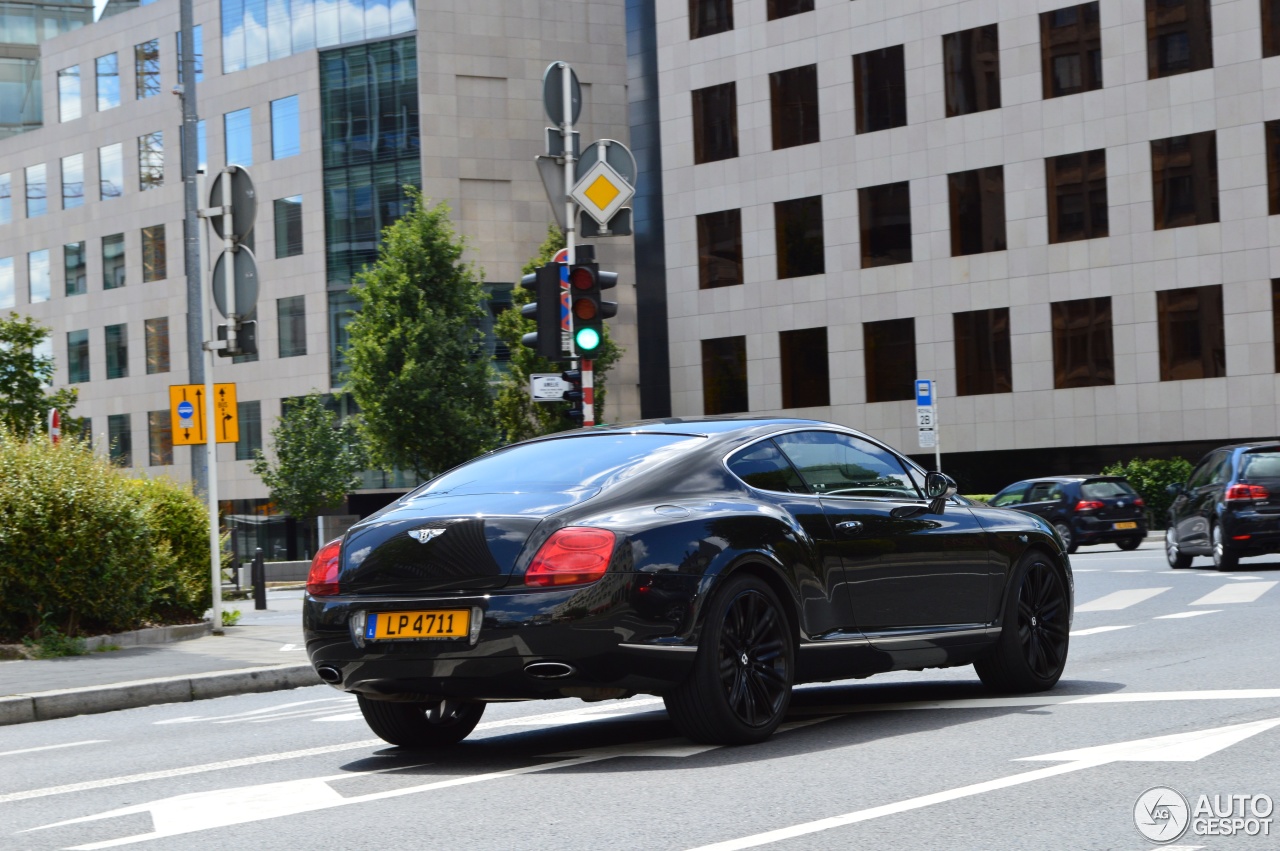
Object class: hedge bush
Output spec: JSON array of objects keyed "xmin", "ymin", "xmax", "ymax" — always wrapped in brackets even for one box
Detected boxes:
[
  {"xmin": 1100, "ymin": 457, "xmax": 1194, "ymax": 530},
  {"xmin": 0, "ymin": 432, "xmax": 211, "ymax": 640}
]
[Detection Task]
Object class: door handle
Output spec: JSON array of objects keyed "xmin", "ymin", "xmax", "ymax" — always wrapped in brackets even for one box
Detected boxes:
[{"xmin": 835, "ymin": 520, "xmax": 863, "ymax": 536}]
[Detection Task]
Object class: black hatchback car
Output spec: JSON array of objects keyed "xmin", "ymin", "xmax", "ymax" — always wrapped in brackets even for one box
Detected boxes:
[
  {"xmin": 1165, "ymin": 442, "xmax": 1280, "ymax": 571},
  {"xmin": 989, "ymin": 476, "xmax": 1147, "ymax": 553}
]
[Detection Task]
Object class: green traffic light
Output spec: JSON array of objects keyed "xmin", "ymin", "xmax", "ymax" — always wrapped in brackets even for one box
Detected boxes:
[{"xmin": 575, "ymin": 327, "xmax": 601, "ymax": 352}]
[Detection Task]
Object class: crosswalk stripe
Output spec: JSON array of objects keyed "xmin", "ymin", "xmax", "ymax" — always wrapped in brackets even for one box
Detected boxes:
[
  {"xmin": 1154, "ymin": 610, "xmax": 1220, "ymax": 619},
  {"xmin": 1070, "ymin": 625, "xmax": 1132, "ymax": 637},
  {"xmin": 1075, "ymin": 588, "xmax": 1170, "ymax": 612},
  {"xmin": 1190, "ymin": 581, "xmax": 1278, "ymax": 606}
]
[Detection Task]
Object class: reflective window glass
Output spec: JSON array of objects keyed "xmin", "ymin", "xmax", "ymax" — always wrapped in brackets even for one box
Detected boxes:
[
  {"xmin": 770, "ymin": 65, "xmax": 819, "ymax": 150},
  {"xmin": 67, "ymin": 329, "xmax": 89, "ymax": 383},
  {"xmin": 274, "ymin": 195, "xmax": 303, "ymax": 257},
  {"xmin": 27, "ymin": 248, "xmax": 49, "ymax": 303},
  {"xmin": 61, "ymin": 153, "xmax": 84, "ymax": 209},
  {"xmin": 142, "ymin": 225, "xmax": 166, "ymax": 282},
  {"xmin": 25, "ymin": 163, "xmax": 45, "ymax": 217},
  {"xmin": 854, "ymin": 46, "xmax": 906, "ymax": 134},
  {"xmin": 235, "ymin": 400, "xmax": 262, "ymax": 461},
  {"xmin": 108, "ymin": 413, "xmax": 131, "ymax": 466},
  {"xmin": 1157, "ymin": 284, "xmax": 1225, "ymax": 380},
  {"xmin": 0, "ymin": 256, "xmax": 11, "ymax": 308},
  {"xmin": 99, "ymin": 143, "xmax": 124, "ymax": 200},
  {"xmin": 138, "ymin": 131, "xmax": 164, "ymax": 190},
  {"xmin": 1052, "ymin": 296, "xmax": 1114, "ymax": 388},
  {"xmin": 225, "ymin": 107, "xmax": 253, "ymax": 166},
  {"xmin": 176, "ymin": 25, "xmax": 204, "ymax": 83},
  {"xmin": 145, "ymin": 317, "xmax": 170, "ymax": 374},
  {"xmin": 949, "ymin": 166, "xmax": 1006, "ymax": 255},
  {"xmin": 780, "ymin": 327, "xmax": 830, "ymax": 408},
  {"xmin": 775, "ymin": 195, "xmax": 824, "ymax": 278},
  {"xmin": 64, "ymin": 242, "xmax": 86, "ymax": 296},
  {"xmin": 1041, "ymin": 3, "xmax": 1102, "ymax": 98},
  {"xmin": 774, "ymin": 431, "xmax": 919, "ymax": 499},
  {"xmin": 105, "ymin": 323, "xmax": 129, "ymax": 379},
  {"xmin": 727, "ymin": 440, "xmax": 806, "ymax": 493},
  {"xmin": 1147, "ymin": 0, "xmax": 1212, "ymax": 78},
  {"xmin": 135, "ymin": 39, "xmax": 160, "ymax": 99},
  {"xmin": 1152, "ymin": 132, "xmax": 1218, "ymax": 229},
  {"xmin": 954, "ymin": 308, "xmax": 1012, "ymax": 396},
  {"xmin": 692, "ymin": 82, "xmax": 738, "ymax": 164},
  {"xmin": 96, "ymin": 53, "xmax": 119, "ymax": 110},
  {"xmin": 859, "ymin": 181, "xmax": 912, "ymax": 267},
  {"xmin": 689, "ymin": 0, "xmax": 732, "ymax": 38},
  {"xmin": 702, "ymin": 335, "xmax": 748, "ymax": 414},
  {"xmin": 271, "ymin": 95, "xmax": 300, "ymax": 159},
  {"xmin": 58, "ymin": 65, "xmax": 80, "ymax": 121},
  {"xmin": 1046, "ymin": 149, "xmax": 1108, "ymax": 242},
  {"xmin": 697, "ymin": 209, "xmax": 742, "ymax": 289},
  {"xmin": 864, "ymin": 318, "xmax": 916, "ymax": 403},
  {"xmin": 103, "ymin": 233, "xmax": 125, "ymax": 289},
  {"xmin": 147, "ymin": 411, "xmax": 173, "ymax": 466},
  {"xmin": 0, "ymin": 173, "xmax": 9, "ymax": 224},
  {"xmin": 943, "ymin": 24, "xmax": 1001, "ymax": 116},
  {"xmin": 278, "ymin": 295, "xmax": 306, "ymax": 357}
]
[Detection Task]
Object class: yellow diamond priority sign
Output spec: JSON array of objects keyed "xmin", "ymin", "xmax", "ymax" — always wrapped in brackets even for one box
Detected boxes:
[{"xmin": 571, "ymin": 159, "xmax": 633, "ymax": 226}]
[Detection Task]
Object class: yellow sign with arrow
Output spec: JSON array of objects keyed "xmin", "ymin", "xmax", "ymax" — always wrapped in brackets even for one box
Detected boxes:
[{"xmin": 169, "ymin": 383, "xmax": 239, "ymax": 445}]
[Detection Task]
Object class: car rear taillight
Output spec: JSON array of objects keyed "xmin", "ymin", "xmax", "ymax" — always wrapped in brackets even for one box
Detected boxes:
[
  {"xmin": 1134, "ymin": 497, "xmax": 1145, "ymax": 507},
  {"xmin": 1225, "ymin": 484, "xmax": 1269, "ymax": 502},
  {"xmin": 525, "ymin": 527, "xmax": 617, "ymax": 587},
  {"xmin": 1074, "ymin": 500, "xmax": 1105, "ymax": 512},
  {"xmin": 306, "ymin": 539, "xmax": 342, "ymax": 596}
]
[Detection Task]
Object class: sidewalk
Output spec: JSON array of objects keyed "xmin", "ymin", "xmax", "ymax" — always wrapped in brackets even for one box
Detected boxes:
[{"xmin": 0, "ymin": 589, "xmax": 320, "ymax": 726}]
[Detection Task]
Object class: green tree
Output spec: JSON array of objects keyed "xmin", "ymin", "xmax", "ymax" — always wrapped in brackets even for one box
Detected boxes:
[
  {"xmin": 1100, "ymin": 456, "xmax": 1194, "ymax": 529},
  {"xmin": 0, "ymin": 313, "xmax": 78, "ymax": 438},
  {"xmin": 251, "ymin": 393, "xmax": 367, "ymax": 552},
  {"xmin": 493, "ymin": 224, "xmax": 623, "ymax": 444},
  {"xmin": 344, "ymin": 189, "xmax": 497, "ymax": 477}
]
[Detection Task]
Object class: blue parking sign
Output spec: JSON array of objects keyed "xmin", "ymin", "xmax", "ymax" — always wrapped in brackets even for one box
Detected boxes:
[{"xmin": 915, "ymin": 379, "xmax": 933, "ymax": 407}]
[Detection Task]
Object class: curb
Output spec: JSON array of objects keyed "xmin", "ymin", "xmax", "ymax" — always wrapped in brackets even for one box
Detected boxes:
[
  {"xmin": 0, "ymin": 621, "xmax": 213, "ymax": 661},
  {"xmin": 0, "ymin": 663, "xmax": 322, "ymax": 726}
]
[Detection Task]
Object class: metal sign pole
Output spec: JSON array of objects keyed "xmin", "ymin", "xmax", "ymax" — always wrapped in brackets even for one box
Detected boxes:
[
  {"xmin": 560, "ymin": 63, "xmax": 577, "ymax": 358},
  {"xmin": 199, "ymin": 169, "xmax": 223, "ymax": 635},
  {"xmin": 582, "ymin": 359, "xmax": 594, "ymax": 427}
]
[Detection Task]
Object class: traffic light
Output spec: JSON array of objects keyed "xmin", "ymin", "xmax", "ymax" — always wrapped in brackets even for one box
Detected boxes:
[
  {"xmin": 567, "ymin": 260, "xmax": 618, "ymax": 355},
  {"xmin": 519, "ymin": 262, "xmax": 563, "ymax": 359},
  {"xmin": 216, "ymin": 320, "xmax": 257, "ymax": 357},
  {"xmin": 561, "ymin": 368, "xmax": 584, "ymax": 425}
]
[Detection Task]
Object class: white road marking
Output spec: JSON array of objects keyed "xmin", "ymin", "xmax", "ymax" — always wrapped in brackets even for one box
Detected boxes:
[
  {"xmin": 154, "ymin": 697, "xmax": 352, "ymax": 725},
  {"xmin": 279, "ymin": 644, "xmax": 298, "ymax": 651},
  {"xmin": 1154, "ymin": 610, "xmax": 1221, "ymax": 619},
  {"xmin": 1227, "ymin": 575, "xmax": 1264, "ymax": 580},
  {"xmin": 1075, "ymin": 588, "xmax": 1170, "ymax": 612},
  {"xmin": 792, "ymin": 688, "xmax": 1280, "ymax": 716},
  {"xmin": 1072, "ymin": 569, "xmax": 1100, "ymax": 572},
  {"xmin": 685, "ymin": 718, "xmax": 1280, "ymax": 851},
  {"xmin": 0, "ymin": 740, "xmax": 106, "ymax": 758},
  {"xmin": 1113, "ymin": 569, "xmax": 1150, "ymax": 573},
  {"xmin": 1069, "ymin": 625, "xmax": 1132, "ymax": 637},
  {"xmin": 1190, "ymin": 581, "xmax": 1278, "ymax": 606}
]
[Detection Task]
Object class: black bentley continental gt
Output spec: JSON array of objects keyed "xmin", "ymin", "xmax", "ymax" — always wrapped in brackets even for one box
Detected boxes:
[{"xmin": 304, "ymin": 418, "xmax": 1073, "ymax": 747}]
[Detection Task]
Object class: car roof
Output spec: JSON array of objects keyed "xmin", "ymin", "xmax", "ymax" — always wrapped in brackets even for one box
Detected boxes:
[
  {"xmin": 1212, "ymin": 442, "xmax": 1280, "ymax": 453},
  {"xmin": 1001, "ymin": 475, "xmax": 1126, "ymax": 487}
]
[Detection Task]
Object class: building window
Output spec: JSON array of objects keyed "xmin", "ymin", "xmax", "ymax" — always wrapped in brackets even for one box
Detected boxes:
[
  {"xmin": 702, "ymin": 336, "xmax": 748, "ymax": 414},
  {"xmin": 1147, "ymin": 0, "xmax": 1212, "ymax": 78},
  {"xmin": 25, "ymin": 163, "xmax": 45, "ymax": 217},
  {"xmin": 949, "ymin": 166, "xmax": 1006, "ymax": 256},
  {"xmin": 690, "ymin": 0, "xmax": 733, "ymax": 38},
  {"xmin": 271, "ymin": 95, "xmax": 300, "ymax": 159},
  {"xmin": 99, "ymin": 143, "xmax": 123, "ymax": 200},
  {"xmin": 107, "ymin": 413, "xmax": 131, "ymax": 466},
  {"xmin": 1268, "ymin": 121, "xmax": 1280, "ymax": 216},
  {"xmin": 142, "ymin": 225, "xmax": 166, "ymax": 282},
  {"xmin": 775, "ymin": 195, "xmax": 825, "ymax": 279},
  {"xmin": 64, "ymin": 242, "xmax": 86, "ymax": 296},
  {"xmin": 943, "ymin": 24, "xmax": 1001, "ymax": 117},
  {"xmin": 954, "ymin": 308, "xmax": 1012, "ymax": 396},
  {"xmin": 1052, "ymin": 296, "xmax": 1114, "ymax": 388},
  {"xmin": 61, "ymin": 153, "xmax": 84, "ymax": 209},
  {"xmin": 225, "ymin": 107, "xmax": 252, "ymax": 166},
  {"xmin": 854, "ymin": 46, "xmax": 907, "ymax": 134},
  {"xmin": 105, "ymin": 323, "xmax": 128, "ymax": 379},
  {"xmin": 1041, "ymin": 3, "xmax": 1102, "ymax": 98},
  {"xmin": 197, "ymin": 119, "xmax": 207, "ymax": 172},
  {"xmin": 235, "ymin": 400, "xmax": 262, "ymax": 461},
  {"xmin": 138, "ymin": 132, "xmax": 164, "ymax": 190},
  {"xmin": 864, "ymin": 318, "xmax": 916, "ymax": 403},
  {"xmin": 697, "ymin": 209, "xmax": 743, "ymax": 289},
  {"xmin": 1046, "ymin": 149, "xmax": 1108, "ymax": 242},
  {"xmin": 278, "ymin": 295, "xmax": 307, "ymax": 357},
  {"xmin": 859, "ymin": 181, "xmax": 912, "ymax": 268},
  {"xmin": 1266, "ymin": 0, "xmax": 1280, "ymax": 57},
  {"xmin": 770, "ymin": 65, "xmax": 819, "ymax": 150},
  {"xmin": 103, "ymin": 233, "xmax": 125, "ymax": 289},
  {"xmin": 0, "ymin": 256, "xmax": 12, "ymax": 309},
  {"xmin": 767, "ymin": 0, "xmax": 812, "ymax": 21},
  {"xmin": 1157, "ymin": 285, "xmax": 1225, "ymax": 381},
  {"xmin": 274, "ymin": 196, "xmax": 303, "ymax": 257},
  {"xmin": 0, "ymin": 173, "xmax": 9, "ymax": 224},
  {"xmin": 221, "ymin": 0, "xmax": 414, "ymax": 74},
  {"xmin": 147, "ymin": 411, "xmax": 172, "ymax": 466},
  {"xmin": 145, "ymin": 317, "xmax": 170, "ymax": 374},
  {"xmin": 96, "ymin": 53, "xmax": 119, "ymax": 111},
  {"xmin": 1273, "ymin": 281, "xmax": 1280, "ymax": 372},
  {"xmin": 58, "ymin": 66, "xmax": 80, "ymax": 122},
  {"xmin": 135, "ymin": 39, "xmax": 160, "ymax": 99},
  {"xmin": 176, "ymin": 25, "xmax": 203, "ymax": 83},
  {"xmin": 1152, "ymin": 132, "xmax": 1218, "ymax": 229},
  {"xmin": 67, "ymin": 329, "xmax": 89, "ymax": 383},
  {"xmin": 692, "ymin": 82, "xmax": 738, "ymax": 164},
  {"xmin": 780, "ymin": 327, "xmax": 830, "ymax": 408},
  {"xmin": 27, "ymin": 249, "xmax": 49, "ymax": 303},
  {"xmin": 328, "ymin": 291, "xmax": 359, "ymax": 385}
]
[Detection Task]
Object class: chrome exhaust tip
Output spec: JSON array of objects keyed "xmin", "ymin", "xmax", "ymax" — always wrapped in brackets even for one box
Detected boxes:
[
  {"xmin": 524, "ymin": 661, "xmax": 577, "ymax": 679},
  {"xmin": 316, "ymin": 665, "xmax": 343, "ymax": 684}
]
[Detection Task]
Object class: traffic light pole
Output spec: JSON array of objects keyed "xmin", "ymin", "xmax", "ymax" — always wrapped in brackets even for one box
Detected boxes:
[
  {"xmin": 559, "ymin": 63, "xmax": 578, "ymax": 359},
  {"xmin": 196, "ymin": 170, "xmax": 224, "ymax": 635},
  {"xmin": 582, "ymin": 359, "xmax": 594, "ymax": 427}
]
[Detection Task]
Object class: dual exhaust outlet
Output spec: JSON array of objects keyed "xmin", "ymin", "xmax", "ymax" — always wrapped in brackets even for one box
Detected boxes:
[{"xmin": 316, "ymin": 661, "xmax": 576, "ymax": 684}]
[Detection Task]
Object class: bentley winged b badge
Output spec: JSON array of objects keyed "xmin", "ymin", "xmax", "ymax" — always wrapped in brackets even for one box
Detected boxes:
[{"xmin": 408, "ymin": 528, "xmax": 445, "ymax": 544}]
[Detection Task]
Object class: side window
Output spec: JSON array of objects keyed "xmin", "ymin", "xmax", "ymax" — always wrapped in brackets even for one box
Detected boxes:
[
  {"xmin": 1210, "ymin": 453, "xmax": 1233, "ymax": 485},
  {"xmin": 774, "ymin": 431, "xmax": 921, "ymax": 499},
  {"xmin": 1188, "ymin": 452, "xmax": 1225, "ymax": 489},
  {"xmin": 727, "ymin": 440, "xmax": 806, "ymax": 493},
  {"xmin": 991, "ymin": 483, "xmax": 1029, "ymax": 506},
  {"xmin": 1047, "ymin": 484, "xmax": 1066, "ymax": 501},
  {"xmin": 1026, "ymin": 482, "xmax": 1058, "ymax": 502}
]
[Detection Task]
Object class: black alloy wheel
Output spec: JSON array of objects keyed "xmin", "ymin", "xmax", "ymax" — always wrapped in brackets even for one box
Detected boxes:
[
  {"xmin": 1211, "ymin": 525, "xmax": 1239, "ymax": 572},
  {"xmin": 975, "ymin": 554, "xmax": 1070, "ymax": 692},
  {"xmin": 664, "ymin": 573, "xmax": 794, "ymax": 745},
  {"xmin": 1053, "ymin": 522, "xmax": 1079, "ymax": 554},
  {"xmin": 357, "ymin": 695, "xmax": 486, "ymax": 748},
  {"xmin": 1165, "ymin": 528, "xmax": 1192, "ymax": 569}
]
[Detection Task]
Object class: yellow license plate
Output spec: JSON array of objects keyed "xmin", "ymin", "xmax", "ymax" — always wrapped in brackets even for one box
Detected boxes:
[
  {"xmin": 368, "ymin": 610, "xmax": 469, "ymax": 640},
  {"xmin": 1114, "ymin": 521, "xmax": 1138, "ymax": 530}
]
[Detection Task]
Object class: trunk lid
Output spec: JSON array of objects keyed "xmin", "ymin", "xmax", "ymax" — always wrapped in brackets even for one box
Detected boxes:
[{"xmin": 1081, "ymin": 478, "xmax": 1144, "ymax": 521}]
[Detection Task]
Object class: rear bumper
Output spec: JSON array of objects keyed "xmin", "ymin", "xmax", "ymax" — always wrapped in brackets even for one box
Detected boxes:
[
  {"xmin": 303, "ymin": 572, "xmax": 700, "ymax": 701},
  {"xmin": 1073, "ymin": 516, "xmax": 1147, "ymax": 544},
  {"xmin": 1220, "ymin": 512, "xmax": 1280, "ymax": 554}
]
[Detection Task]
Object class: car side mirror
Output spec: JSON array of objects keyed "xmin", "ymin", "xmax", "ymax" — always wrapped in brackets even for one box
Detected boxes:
[{"xmin": 925, "ymin": 472, "xmax": 958, "ymax": 514}]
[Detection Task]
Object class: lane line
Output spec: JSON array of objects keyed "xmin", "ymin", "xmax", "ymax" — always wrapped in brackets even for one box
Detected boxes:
[
  {"xmin": 1190, "ymin": 581, "xmax": 1278, "ymax": 606},
  {"xmin": 0, "ymin": 741, "xmax": 106, "ymax": 758},
  {"xmin": 1154, "ymin": 610, "xmax": 1221, "ymax": 619},
  {"xmin": 1113, "ymin": 570, "xmax": 1150, "ymax": 573},
  {"xmin": 1075, "ymin": 588, "xmax": 1170, "ymax": 612},
  {"xmin": 1069, "ymin": 625, "xmax": 1132, "ymax": 637},
  {"xmin": 791, "ymin": 688, "xmax": 1280, "ymax": 716}
]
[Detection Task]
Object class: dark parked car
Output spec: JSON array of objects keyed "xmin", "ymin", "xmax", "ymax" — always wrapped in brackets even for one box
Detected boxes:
[
  {"xmin": 989, "ymin": 476, "xmax": 1147, "ymax": 553},
  {"xmin": 1165, "ymin": 442, "xmax": 1280, "ymax": 571},
  {"xmin": 305, "ymin": 418, "xmax": 1073, "ymax": 748}
]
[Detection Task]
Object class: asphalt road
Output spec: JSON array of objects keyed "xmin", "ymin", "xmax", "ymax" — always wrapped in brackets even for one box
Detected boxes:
[{"xmin": 2, "ymin": 543, "xmax": 1279, "ymax": 851}]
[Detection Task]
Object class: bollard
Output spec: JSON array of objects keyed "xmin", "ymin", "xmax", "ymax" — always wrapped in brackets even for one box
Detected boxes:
[{"xmin": 253, "ymin": 547, "xmax": 267, "ymax": 610}]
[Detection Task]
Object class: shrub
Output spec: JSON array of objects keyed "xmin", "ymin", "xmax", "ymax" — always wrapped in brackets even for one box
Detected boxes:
[
  {"xmin": 128, "ymin": 477, "xmax": 212, "ymax": 624},
  {"xmin": 1100, "ymin": 457, "xmax": 1194, "ymax": 529}
]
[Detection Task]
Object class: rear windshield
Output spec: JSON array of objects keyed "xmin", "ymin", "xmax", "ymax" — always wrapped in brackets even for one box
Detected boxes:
[
  {"xmin": 1239, "ymin": 452, "xmax": 1280, "ymax": 479},
  {"xmin": 411, "ymin": 434, "xmax": 704, "ymax": 495},
  {"xmin": 1081, "ymin": 479, "xmax": 1137, "ymax": 499}
]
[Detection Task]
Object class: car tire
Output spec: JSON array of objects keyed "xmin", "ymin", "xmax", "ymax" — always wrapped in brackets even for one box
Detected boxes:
[
  {"xmin": 664, "ymin": 573, "xmax": 794, "ymax": 745},
  {"xmin": 357, "ymin": 695, "xmax": 485, "ymax": 748},
  {"xmin": 974, "ymin": 552, "xmax": 1070, "ymax": 694},
  {"xmin": 1211, "ymin": 524, "xmax": 1239, "ymax": 572},
  {"xmin": 1165, "ymin": 528, "xmax": 1192, "ymax": 569},
  {"xmin": 1117, "ymin": 537, "xmax": 1142, "ymax": 551},
  {"xmin": 1053, "ymin": 522, "xmax": 1079, "ymax": 554}
]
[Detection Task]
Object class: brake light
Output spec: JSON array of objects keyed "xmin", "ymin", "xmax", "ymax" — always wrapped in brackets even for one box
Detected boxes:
[
  {"xmin": 1134, "ymin": 497, "xmax": 1145, "ymax": 507},
  {"xmin": 1225, "ymin": 484, "xmax": 1269, "ymax": 502},
  {"xmin": 1074, "ymin": 500, "xmax": 1104, "ymax": 512},
  {"xmin": 525, "ymin": 527, "xmax": 617, "ymax": 587},
  {"xmin": 306, "ymin": 539, "xmax": 342, "ymax": 596}
]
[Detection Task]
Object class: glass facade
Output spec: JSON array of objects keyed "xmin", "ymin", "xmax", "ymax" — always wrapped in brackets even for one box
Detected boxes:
[
  {"xmin": 274, "ymin": 195, "xmax": 302, "ymax": 257},
  {"xmin": 221, "ymin": 0, "xmax": 416, "ymax": 74},
  {"xmin": 27, "ymin": 248, "xmax": 49, "ymax": 303},
  {"xmin": 225, "ymin": 107, "xmax": 252, "ymax": 166},
  {"xmin": 0, "ymin": 0, "xmax": 91, "ymax": 138},
  {"xmin": 142, "ymin": 225, "xmax": 166, "ymax": 281},
  {"xmin": 135, "ymin": 39, "xmax": 160, "ymax": 99},
  {"xmin": 176, "ymin": 25, "xmax": 204, "ymax": 83},
  {"xmin": 271, "ymin": 95, "xmax": 300, "ymax": 158},
  {"xmin": 138, "ymin": 131, "xmax": 163, "ymax": 190},
  {"xmin": 0, "ymin": 255, "xmax": 12, "ymax": 308},
  {"xmin": 99, "ymin": 143, "xmax": 123, "ymax": 199},
  {"xmin": 278, "ymin": 295, "xmax": 306, "ymax": 356},
  {"xmin": 64, "ymin": 241, "xmax": 85, "ymax": 295},
  {"xmin": 24, "ymin": 162, "xmax": 44, "ymax": 216},
  {"xmin": 0, "ymin": 172, "xmax": 9, "ymax": 223},
  {"xmin": 197, "ymin": 119, "xmax": 206, "ymax": 171},
  {"xmin": 103, "ymin": 233, "xmax": 125, "ymax": 289},
  {"xmin": 57, "ymin": 65, "xmax": 80, "ymax": 122},
  {"xmin": 105, "ymin": 322, "xmax": 128, "ymax": 379},
  {"xmin": 67, "ymin": 328, "xmax": 89, "ymax": 383},
  {"xmin": 61, "ymin": 152, "xmax": 83, "ymax": 208},
  {"xmin": 96, "ymin": 53, "xmax": 119, "ymax": 111}
]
